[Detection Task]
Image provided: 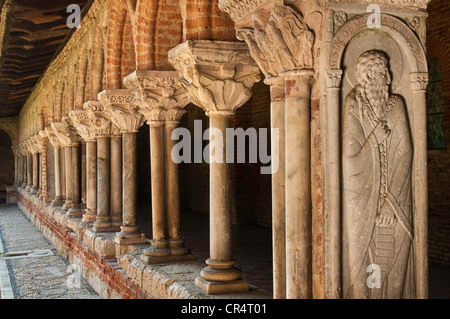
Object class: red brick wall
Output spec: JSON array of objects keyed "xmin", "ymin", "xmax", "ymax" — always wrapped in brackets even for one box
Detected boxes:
[{"xmin": 426, "ymin": 0, "xmax": 450, "ymax": 265}]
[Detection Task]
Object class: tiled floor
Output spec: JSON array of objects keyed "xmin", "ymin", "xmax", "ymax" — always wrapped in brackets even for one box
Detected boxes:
[{"xmin": 0, "ymin": 205, "xmax": 100, "ymax": 299}]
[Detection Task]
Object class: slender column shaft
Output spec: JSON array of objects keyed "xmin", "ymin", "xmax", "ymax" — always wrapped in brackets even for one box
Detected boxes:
[
  {"xmin": 110, "ymin": 135, "xmax": 122, "ymax": 228},
  {"xmin": 166, "ymin": 123, "xmax": 182, "ymax": 245},
  {"xmin": 68, "ymin": 144, "xmax": 83, "ymax": 217},
  {"xmin": 268, "ymin": 78, "xmax": 286, "ymax": 299},
  {"xmin": 52, "ymin": 147, "xmax": 65, "ymax": 206},
  {"xmin": 284, "ymin": 72, "xmax": 313, "ymax": 299},
  {"xmin": 83, "ymin": 141, "xmax": 97, "ymax": 222},
  {"xmin": 27, "ymin": 153, "xmax": 32, "ymax": 190},
  {"xmin": 324, "ymin": 75, "xmax": 342, "ymax": 299},
  {"xmin": 412, "ymin": 88, "xmax": 428, "ymax": 299},
  {"xmin": 210, "ymin": 114, "xmax": 232, "ymax": 261},
  {"xmin": 93, "ymin": 136, "xmax": 112, "ymax": 231},
  {"xmin": 32, "ymin": 152, "xmax": 39, "ymax": 194},
  {"xmin": 63, "ymin": 146, "xmax": 73, "ymax": 210},
  {"xmin": 118, "ymin": 132, "xmax": 142, "ymax": 237},
  {"xmin": 150, "ymin": 124, "xmax": 167, "ymax": 244}
]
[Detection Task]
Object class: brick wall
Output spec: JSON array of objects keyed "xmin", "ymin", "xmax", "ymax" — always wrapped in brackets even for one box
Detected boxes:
[{"xmin": 426, "ymin": 0, "xmax": 450, "ymax": 265}]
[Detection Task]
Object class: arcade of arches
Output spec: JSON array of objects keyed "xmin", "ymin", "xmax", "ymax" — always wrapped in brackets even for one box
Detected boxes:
[{"xmin": 0, "ymin": 0, "xmax": 448, "ymax": 299}]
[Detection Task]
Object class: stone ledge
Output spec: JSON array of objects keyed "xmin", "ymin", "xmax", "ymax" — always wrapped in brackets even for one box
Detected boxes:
[{"xmin": 16, "ymin": 189, "xmax": 272, "ymax": 299}]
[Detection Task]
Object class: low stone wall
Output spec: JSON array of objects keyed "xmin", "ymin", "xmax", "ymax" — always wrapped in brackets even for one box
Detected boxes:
[{"xmin": 16, "ymin": 188, "xmax": 270, "ymax": 299}]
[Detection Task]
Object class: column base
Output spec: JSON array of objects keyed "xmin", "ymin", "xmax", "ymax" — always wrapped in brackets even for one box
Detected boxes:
[
  {"xmin": 82, "ymin": 208, "xmax": 97, "ymax": 223},
  {"xmin": 93, "ymin": 218, "xmax": 120, "ymax": 233},
  {"xmin": 62, "ymin": 201, "xmax": 72, "ymax": 211},
  {"xmin": 51, "ymin": 197, "xmax": 65, "ymax": 207},
  {"xmin": 67, "ymin": 205, "xmax": 85, "ymax": 218},
  {"xmin": 169, "ymin": 239, "xmax": 191, "ymax": 256},
  {"xmin": 114, "ymin": 226, "xmax": 147, "ymax": 245},
  {"xmin": 140, "ymin": 252, "xmax": 196, "ymax": 265},
  {"xmin": 30, "ymin": 187, "xmax": 38, "ymax": 195},
  {"xmin": 195, "ymin": 277, "xmax": 249, "ymax": 295}
]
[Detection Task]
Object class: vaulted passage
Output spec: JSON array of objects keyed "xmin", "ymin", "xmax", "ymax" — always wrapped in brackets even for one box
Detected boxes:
[{"xmin": 0, "ymin": 0, "xmax": 449, "ymax": 299}]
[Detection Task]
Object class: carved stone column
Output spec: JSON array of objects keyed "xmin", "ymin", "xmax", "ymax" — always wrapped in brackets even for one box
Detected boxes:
[
  {"xmin": 124, "ymin": 70, "xmax": 193, "ymax": 264},
  {"xmin": 98, "ymin": 90, "xmax": 146, "ymax": 245},
  {"xmin": 37, "ymin": 130, "xmax": 47, "ymax": 200},
  {"xmin": 223, "ymin": 1, "xmax": 316, "ymax": 299},
  {"xmin": 83, "ymin": 101, "xmax": 114, "ymax": 232},
  {"xmin": 62, "ymin": 117, "xmax": 84, "ymax": 218},
  {"xmin": 169, "ymin": 40, "xmax": 261, "ymax": 294},
  {"xmin": 30, "ymin": 137, "xmax": 39, "ymax": 196},
  {"xmin": 52, "ymin": 122, "xmax": 74, "ymax": 212},
  {"xmin": 110, "ymin": 126, "xmax": 123, "ymax": 230},
  {"xmin": 11, "ymin": 145, "xmax": 19, "ymax": 188},
  {"xmin": 411, "ymin": 72, "xmax": 430, "ymax": 299},
  {"xmin": 69, "ymin": 108, "xmax": 98, "ymax": 223},
  {"xmin": 45, "ymin": 127, "xmax": 65, "ymax": 206},
  {"xmin": 24, "ymin": 139, "xmax": 33, "ymax": 192}
]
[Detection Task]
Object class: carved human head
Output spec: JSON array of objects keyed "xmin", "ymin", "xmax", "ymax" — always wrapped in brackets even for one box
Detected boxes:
[{"xmin": 356, "ymin": 50, "xmax": 391, "ymax": 88}]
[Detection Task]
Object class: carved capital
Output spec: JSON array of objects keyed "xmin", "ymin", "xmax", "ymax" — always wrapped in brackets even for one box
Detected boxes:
[
  {"xmin": 83, "ymin": 101, "xmax": 112, "ymax": 137},
  {"xmin": 411, "ymin": 73, "xmax": 429, "ymax": 92},
  {"xmin": 169, "ymin": 40, "xmax": 261, "ymax": 116},
  {"xmin": 326, "ymin": 69, "xmax": 343, "ymax": 89},
  {"xmin": 45, "ymin": 126, "xmax": 61, "ymax": 148},
  {"xmin": 61, "ymin": 116, "xmax": 83, "ymax": 144},
  {"xmin": 51, "ymin": 122, "xmax": 72, "ymax": 147},
  {"xmin": 69, "ymin": 109, "xmax": 96, "ymax": 142},
  {"xmin": 234, "ymin": 4, "xmax": 315, "ymax": 77},
  {"xmin": 218, "ymin": 0, "xmax": 267, "ymax": 22},
  {"xmin": 124, "ymin": 70, "xmax": 190, "ymax": 124},
  {"xmin": 98, "ymin": 89, "xmax": 145, "ymax": 133}
]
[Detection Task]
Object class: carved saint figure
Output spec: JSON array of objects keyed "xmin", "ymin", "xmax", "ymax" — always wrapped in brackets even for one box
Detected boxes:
[{"xmin": 342, "ymin": 50, "xmax": 415, "ymax": 299}]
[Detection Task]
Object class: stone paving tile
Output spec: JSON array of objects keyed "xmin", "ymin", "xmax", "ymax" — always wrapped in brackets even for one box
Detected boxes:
[{"xmin": 0, "ymin": 204, "xmax": 100, "ymax": 299}]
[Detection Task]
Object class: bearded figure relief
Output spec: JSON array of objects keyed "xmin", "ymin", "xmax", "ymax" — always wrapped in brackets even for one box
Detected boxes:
[{"xmin": 342, "ymin": 50, "xmax": 415, "ymax": 299}]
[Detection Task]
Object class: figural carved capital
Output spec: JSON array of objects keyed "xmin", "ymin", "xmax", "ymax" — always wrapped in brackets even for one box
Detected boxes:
[
  {"xmin": 97, "ymin": 89, "xmax": 145, "ymax": 133},
  {"xmin": 69, "ymin": 109, "xmax": 97, "ymax": 142},
  {"xmin": 51, "ymin": 122, "xmax": 73, "ymax": 147},
  {"xmin": 45, "ymin": 126, "xmax": 61, "ymax": 148},
  {"xmin": 61, "ymin": 116, "xmax": 83, "ymax": 144},
  {"xmin": 83, "ymin": 101, "xmax": 112, "ymax": 137},
  {"xmin": 168, "ymin": 40, "xmax": 261, "ymax": 116},
  {"xmin": 233, "ymin": 4, "xmax": 315, "ymax": 77},
  {"xmin": 123, "ymin": 70, "xmax": 190, "ymax": 124}
]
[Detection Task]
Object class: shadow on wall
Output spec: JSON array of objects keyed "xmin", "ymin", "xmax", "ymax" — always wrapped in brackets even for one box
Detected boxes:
[{"xmin": 0, "ymin": 129, "xmax": 14, "ymax": 204}]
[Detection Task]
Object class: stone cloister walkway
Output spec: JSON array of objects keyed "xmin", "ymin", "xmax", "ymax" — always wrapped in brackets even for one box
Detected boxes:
[{"xmin": 1, "ymin": 203, "xmax": 449, "ymax": 299}]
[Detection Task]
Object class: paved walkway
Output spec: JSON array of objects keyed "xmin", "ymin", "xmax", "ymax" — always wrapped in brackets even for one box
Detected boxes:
[
  {"xmin": 1, "ymin": 203, "xmax": 449, "ymax": 299},
  {"xmin": 0, "ymin": 204, "xmax": 100, "ymax": 299}
]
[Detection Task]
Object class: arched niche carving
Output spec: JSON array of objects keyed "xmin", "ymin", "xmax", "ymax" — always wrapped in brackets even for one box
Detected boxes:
[{"xmin": 323, "ymin": 12, "xmax": 429, "ymax": 299}]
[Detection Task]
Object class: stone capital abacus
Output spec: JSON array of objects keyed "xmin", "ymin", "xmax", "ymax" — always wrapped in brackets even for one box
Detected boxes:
[
  {"xmin": 97, "ymin": 89, "xmax": 145, "ymax": 133},
  {"xmin": 168, "ymin": 40, "xmax": 261, "ymax": 117},
  {"xmin": 124, "ymin": 70, "xmax": 190, "ymax": 125}
]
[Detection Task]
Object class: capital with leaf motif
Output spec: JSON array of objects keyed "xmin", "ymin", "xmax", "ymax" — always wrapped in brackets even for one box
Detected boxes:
[
  {"xmin": 124, "ymin": 70, "xmax": 190, "ymax": 125},
  {"xmin": 168, "ymin": 40, "xmax": 261, "ymax": 117},
  {"xmin": 97, "ymin": 89, "xmax": 145, "ymax": 133},
  {"xmin": 69, "ymin": 109, "xmax": 96, "ymax": 142}
]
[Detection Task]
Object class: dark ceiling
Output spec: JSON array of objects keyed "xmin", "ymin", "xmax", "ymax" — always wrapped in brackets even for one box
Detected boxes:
[{"xmin": 0, "ymin": 0, "xmax": 89, "ymax": 118}]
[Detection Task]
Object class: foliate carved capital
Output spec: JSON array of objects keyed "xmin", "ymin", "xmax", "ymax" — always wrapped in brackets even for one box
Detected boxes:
[
  {"xmin": 98, "ymin": 89, "xmax": 145, "ymax": 133},
  {"xmin": 168, "ymin": 40, "xmax": 261, "ymax": 116},
  {"xmin": 411, "ymin": 73, "xmax": 429, "ymax": 92},
  {"xmin": 51, "ymin": 122, "xmax": 72, "ymax": 147},
  {"xmin": 234, "ymin": 4, "xmax": 315, "ymax": 77},
  {"xmin": 123, "ymin": 70, "xmax": 190, "ymax": 124},
  {"xmin": 326, "ymin": 69, "xmax": 343, "ymax": 89},
  {"xmin": 45, "ymin": 127, "xmax": 61, "ymax": 148},
  {"xmin": 83, "ymin": 101, "xmax": 112, "ymax": 137},
  {"xmin": 69, "ymin": 110, "xmax": 96, "ymax": 142}
]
